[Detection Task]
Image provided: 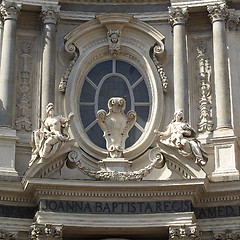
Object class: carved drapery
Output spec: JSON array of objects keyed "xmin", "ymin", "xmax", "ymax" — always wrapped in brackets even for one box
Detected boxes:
[
  {"xmin": 30, "ymin": 224, "xmax": 63, "ymax": 240},
  {"xmin": 169, "ymin": 7, "xmax": 189, "ymax": 116},
  {"xmin": 15, "ymin": 40, "xmax": 33, "ymax": 131},
  {"xmin": 0, "ymin": 229, "xmax": 18, "ymax": 240},
  {"xmin": 169, "ymin": 225, "xmax": 201, "ymax": 240},
  {"xmin": 0, "ymin": 1, "xmax": 21, "ymax": 125},
  {"xmin": 196, "ymin": 41, "xmax": 213, "ymax": 133}
]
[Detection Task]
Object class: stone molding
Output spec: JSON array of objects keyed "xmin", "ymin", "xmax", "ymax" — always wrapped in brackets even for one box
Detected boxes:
[
  {"xmin": 207, "ymin": 3, "xmax": 228, "ymax": 23},
  {"xmin": 41, "ymin": 5, "xmax": 60, "ymax": 25},
  {"xmin": 0, "ymin": 1, "xmax": 21, "ymax": 21},
  {"xmin": 169, "ymin": 7, "xmax": 189, "ymax": 26}
]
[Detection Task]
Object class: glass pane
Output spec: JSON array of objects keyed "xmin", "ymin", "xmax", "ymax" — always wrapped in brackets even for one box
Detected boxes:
[
  {"xmin": 125, "ymin": 126, "xmax": 142, "ymax": 147},
  {"xmin": 87, "ymin": 124, "xmax": 106, "ymax": 149},
  {"xmin": 79, "ymin": 105, "xmax": 95, "ymax": 128},
  {"xmin": 135, "ymin": 106, "xmax": 150, "ymax": 128},
  {"xmin": 116, "ymin": 60, "xmax": 141, "ymax": 86},
  {"xmin": 87, "ymin": 60, "xmax": 112, "ymax": 86},
  {"xmin": 80, "ymin": 80, "xmax": 96, "ymax": 102},
  {"xmin": 98, "ymin": 75, "xmax": 131, "ymax": 112},
  {"xmin": 133, "ymin": 81, "xmax": 149, "ymax": 102}
]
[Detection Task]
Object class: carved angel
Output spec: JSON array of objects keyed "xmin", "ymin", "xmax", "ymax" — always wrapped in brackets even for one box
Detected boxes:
[{"xmin": 96, "ymin": 97, "xmax": 137, "ymax": 158}]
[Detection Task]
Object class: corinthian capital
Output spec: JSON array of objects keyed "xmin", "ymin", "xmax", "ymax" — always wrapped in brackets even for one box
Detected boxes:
[
  {"xmin": 41, "ymin": 5, "xmax": 60, "ymax": 24},
  {"xmin": 169, "ymin": 7, "xmax": 189, "ymax": 26},
  {"xmin": 207, "ymin": 3, "xmax": 228, "ymax": 23},
  {"xmin": 0, "ymin": 229, "xmax": 18, "ymax": 240},
  {"xmin": 0, "ymin": 1, "xmax": 21, "ymax": 21}
]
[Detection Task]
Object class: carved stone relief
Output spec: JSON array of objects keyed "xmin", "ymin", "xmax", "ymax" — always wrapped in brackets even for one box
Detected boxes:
[
  {"xmin": 107, "ymin": 29, "xmax": 121, "ymax": 56},
  {"xmin": 15, "ymin": 40, "xmax": 33, "ymax": 131},
  {"xmin": 213, "ymin": 230, "xmax": 240, "ymax": 240},
  {"xmin": 196, "ymin": 40, "xmax": 213, "ymax": 133},
  {"xmin": 169, "ymin": 225, "xmax": 201, "ymax": 240},
  {"xmin": 150, "ymin": 43, "xmax": 168, "ymax": 93},
  {"xmin": 30, "ymin": 103, "xmax": 74, "ymax": 166},
  {"xmin": 30, "ymin": 224, "xmax": 63, "ymax": 240},
  {"xmin": 0, "ymin": 229, "xmax": 18, "ymax": 240}
]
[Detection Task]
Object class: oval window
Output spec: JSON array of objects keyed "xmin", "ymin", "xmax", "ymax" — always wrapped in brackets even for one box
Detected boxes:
[{"xmin": 79, "ymin": 59, "xmax": 151, "ymax": 149}]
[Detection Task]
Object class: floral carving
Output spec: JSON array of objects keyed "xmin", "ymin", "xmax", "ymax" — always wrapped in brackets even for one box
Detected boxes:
[
  {"xmin": 15, "ymin": 41, "xmax": 33, "ymax": 131},
  {"xmin": 196, "ymin": 41, "xmax": 213, "ymax": 133},
  {"xmin": 30, "ymin": 224, "xmax": 63, "ymax": 240},
  {"xmin": 207, "ymin": 3, "xmax": 228, "ymax": 23},
  {"xmin": 0, "ymin": 1, "xmax": 21, "ymax": 21},
  {"xmin": 41, "ymin": 5, "xmax": 60, "ymax": 24},
  {"xmin": 169, "ymin": 225, "xmax": 201, "ymax": 240},
  {"xmin": 169, "ymin": 7, "xmax": 189, "ymax": 26}
]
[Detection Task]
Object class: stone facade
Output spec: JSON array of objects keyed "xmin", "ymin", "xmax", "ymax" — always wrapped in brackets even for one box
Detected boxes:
[{"xmin": 0, "ymin": 0, "xmax": 240, "ymax": 239}]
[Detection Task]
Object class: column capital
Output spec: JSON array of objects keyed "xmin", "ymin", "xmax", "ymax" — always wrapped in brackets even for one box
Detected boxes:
[
  {"xmin": 207, "ymin": 3, "xmax": 228, "ymax": 23},
  {"xmin": 168, "ymin": 7, "xmax": 189, "ymax": 26},
  {"xmin": 0, "ymin": 1, "xmax": 21, "ymax": 21},
  {"xmin": 0, "ymin": 229, "xmax": 18, "ymax": 240},
  {"xmin": 30, "ymin": 224, "xmax": 63, "ymax": 240},
  {"xmin": 41, "ymin": 5, "xmax": 60, "ymax": 25},
  {"xmin": 169, "ymin": 225, "xmax": 201, "ymax": 240}
]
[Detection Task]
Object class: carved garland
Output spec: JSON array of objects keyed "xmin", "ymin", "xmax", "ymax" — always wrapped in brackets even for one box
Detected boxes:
[
  {"xmin": 196, "ymin": 40, "xmax": 213, "ymax": 133},
  {"xmin": 15, "ymin": 40, "xmax": 33, "ymax": 131}
]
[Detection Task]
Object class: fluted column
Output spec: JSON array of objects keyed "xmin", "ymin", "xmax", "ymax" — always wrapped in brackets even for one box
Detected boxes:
[
  {"xmin": 41, "ymin": 6, "xmax": 60, "ymax": 118},
  {"xmin": 208, "ymin": 3, "xmax": 232, "ymax": 130},
  {"xmin": 0, "ymin": 1, "xmax": 21, "ymax": 126},
  {"xmin": 169, "ymin": 7, "xmax": 189, "ymax": 117}
]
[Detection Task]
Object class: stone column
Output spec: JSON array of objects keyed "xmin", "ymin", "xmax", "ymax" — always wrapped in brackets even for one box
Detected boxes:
[
  {"xmin": 41, "ymin": 6, "xmax": 60, "ymax": 118},
  {"xmin": 0, "ymin": 1, "xmax": 21, "ymax": 126},
  {"xmin": 169, "ymin": 224, "xmax": 201, "ymax": 240},
  {"xmin": 207, "ymin": 3, "xmax": 232, "ymax": 130},
  {"xmin": 169, "ymin": 7, "xmax": 189, "ymax": 118},
  {"xmin": 30, "ymin": 224, "xmax": 63, "ymax": 240},
  {"xmin": 0, "ymin": 16, "xmax": 3, "ymax": 71}
]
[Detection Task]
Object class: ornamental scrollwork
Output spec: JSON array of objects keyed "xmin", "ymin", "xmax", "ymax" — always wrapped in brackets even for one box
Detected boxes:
[
  {"xmin": 150, "ymin": 43, "xmax": 168, "ymax": 92},
  {"xmin": 59, "ymin": 44, "xmax": 79, "ymax": 93},
  {"xmin": 196, "ymin": 40, "xmax": 213, "ymax": 133}
]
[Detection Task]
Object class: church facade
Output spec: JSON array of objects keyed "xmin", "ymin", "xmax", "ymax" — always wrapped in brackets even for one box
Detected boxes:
[{"xmin": 0, "ymin": 0, "xmax": 240, "ymax": 239}]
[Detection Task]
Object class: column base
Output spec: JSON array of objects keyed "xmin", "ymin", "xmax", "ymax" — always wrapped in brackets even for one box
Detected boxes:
[
  {"xmin": 99, "ymin": 158, "xmax": 132, "ymax": 172},
  {"xmin": 211, "ymin": 131, "xmax": 239, "ymax": 182},
  {"xmin": 0, "ymin": 126, "xmax": 18, "ymax": 178}
]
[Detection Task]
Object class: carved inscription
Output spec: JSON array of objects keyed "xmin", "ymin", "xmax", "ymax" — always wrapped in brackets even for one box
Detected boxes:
[{"xmin": 40, "ymin": 200, "xmax": 192, "ymax": 214}]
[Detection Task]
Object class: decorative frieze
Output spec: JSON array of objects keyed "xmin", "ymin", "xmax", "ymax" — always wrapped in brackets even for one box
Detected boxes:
[
  {"xmin": 0, "ymin": 1, "xmax": 21, "ymax": 21},
  {"xmin": 169, "ymin": 7, "xmax": 189, "ymax": 26},
  {"xmin": 30, "ymin": 224, "xmax": 63, "ymax": 240},
  {"xmin": 196, "ymin": 41, "xmax": 213, "ymax": 133},
  {"xmin": 169, "ymin": 225, "xmax": 201, "ymax": 240},
  {"xmin": 15, "ymin": 40, "xmax": 33, "ymax": 131},
  {"xmin": 213, "ymin": 230, "xmax": 240, "ymax": 240},
  {"xmin": 207, "ymin": 3, "xmax": 228, "ymax": 23},
  {"xmin": 0, "ymin": 229, "xmax": 18, "ymax": 240},
  {"xmin": 41, "ymin": 5, "xmax": 60, "ymax": 25}
]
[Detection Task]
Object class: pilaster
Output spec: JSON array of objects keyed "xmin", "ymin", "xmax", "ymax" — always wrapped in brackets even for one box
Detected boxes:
[
  {"xmin": 169, "ymin": 7, "xmax": 189, "ymax": 119},
  {"xmin": 41, "ymin": 5, "xmax": 60, "ymax": 118}
]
